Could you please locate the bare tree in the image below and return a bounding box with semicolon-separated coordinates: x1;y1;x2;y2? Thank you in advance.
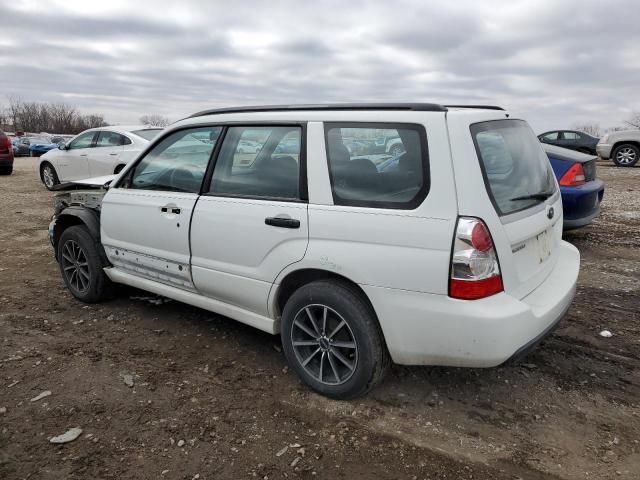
4;96;108;134
624;112;640;129
139;114;170;127
572;122;601;137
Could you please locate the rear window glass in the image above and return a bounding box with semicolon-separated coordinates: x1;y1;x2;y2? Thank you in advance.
325;123;429;209
132;129;163;141
471;120;556;216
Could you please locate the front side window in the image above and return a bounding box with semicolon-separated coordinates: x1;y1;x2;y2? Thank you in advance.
127;126;221;193
542;132;558;141
68;132;96;150
472;119;556;216
325;123;429;209
209;126;302;200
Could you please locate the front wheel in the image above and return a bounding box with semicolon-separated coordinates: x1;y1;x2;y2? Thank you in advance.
389;144;404;156
57;226;113;303
0;166;12;175
281;280;389;399
612;144;639;167
41;162;60;190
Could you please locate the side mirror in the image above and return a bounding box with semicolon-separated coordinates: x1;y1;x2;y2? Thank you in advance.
58;143;67;150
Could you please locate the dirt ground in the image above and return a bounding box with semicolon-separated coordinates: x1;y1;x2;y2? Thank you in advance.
1;157;639;480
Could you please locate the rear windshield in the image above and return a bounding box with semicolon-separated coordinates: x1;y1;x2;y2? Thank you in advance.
132;129;163;141
471;119;556;216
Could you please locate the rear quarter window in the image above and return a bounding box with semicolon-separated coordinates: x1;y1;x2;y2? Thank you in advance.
324;123;429;209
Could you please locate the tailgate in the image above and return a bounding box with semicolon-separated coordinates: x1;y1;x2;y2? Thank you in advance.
500;194;563;298
469;119;562;299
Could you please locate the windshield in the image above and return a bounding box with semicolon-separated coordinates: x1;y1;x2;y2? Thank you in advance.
132;129;162;141
471;119;556;216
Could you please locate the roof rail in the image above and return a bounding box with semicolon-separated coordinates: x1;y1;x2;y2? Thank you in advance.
445;105;505;111
188;103;449;118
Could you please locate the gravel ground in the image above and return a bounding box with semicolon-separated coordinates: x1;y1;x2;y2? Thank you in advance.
1;158;639;480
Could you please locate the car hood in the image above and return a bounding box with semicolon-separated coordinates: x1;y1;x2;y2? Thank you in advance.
52;174;117;191
72;174;116;186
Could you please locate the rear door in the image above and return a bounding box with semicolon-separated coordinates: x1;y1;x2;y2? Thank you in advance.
449;114;562;299
190;125;308;317
101;126;222;290
88;130;124;176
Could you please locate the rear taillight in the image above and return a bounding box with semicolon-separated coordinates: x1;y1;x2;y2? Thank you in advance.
559;163;586;186
449;217;503;300
0;136;11;153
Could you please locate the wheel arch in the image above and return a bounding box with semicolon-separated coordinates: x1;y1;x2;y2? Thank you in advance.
52;207;106;263
271;268;381;334
612;140;640;153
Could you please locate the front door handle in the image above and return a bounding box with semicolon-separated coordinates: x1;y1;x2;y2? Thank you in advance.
161;207;181;214
80;154;88;157
265;217;300;229
109;152;118;156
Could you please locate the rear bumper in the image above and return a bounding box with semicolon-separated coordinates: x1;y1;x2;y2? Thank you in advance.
561;180;605;229
362;241;580;366
596;144;611;159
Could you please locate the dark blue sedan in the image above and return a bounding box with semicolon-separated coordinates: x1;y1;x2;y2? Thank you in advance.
543;144;604;230
28;136;58;157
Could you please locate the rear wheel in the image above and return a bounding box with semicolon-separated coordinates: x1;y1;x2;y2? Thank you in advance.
0;166;12;175
281;280;389;399
612;144;639;167
41;162;59;190
57;226;112;303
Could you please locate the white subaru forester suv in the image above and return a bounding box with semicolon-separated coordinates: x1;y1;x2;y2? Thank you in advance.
48;104;579;399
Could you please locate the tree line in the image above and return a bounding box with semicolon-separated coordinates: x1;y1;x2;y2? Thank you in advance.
0;97;109;134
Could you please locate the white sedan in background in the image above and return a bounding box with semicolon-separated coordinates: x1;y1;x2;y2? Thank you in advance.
38;125;162;190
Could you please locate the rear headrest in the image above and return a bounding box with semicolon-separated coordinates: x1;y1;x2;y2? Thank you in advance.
327;134;351;164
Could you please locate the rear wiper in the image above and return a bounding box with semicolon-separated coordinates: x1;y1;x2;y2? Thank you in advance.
510;190;554;202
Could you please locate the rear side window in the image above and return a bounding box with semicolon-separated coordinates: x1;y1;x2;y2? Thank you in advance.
471;119;556;216
325;123;429;209
209;126;302;200
96;131;129;147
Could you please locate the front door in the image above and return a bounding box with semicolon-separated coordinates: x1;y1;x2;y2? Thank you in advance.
190;125;308;316
57;131;97;181
101;126;222;290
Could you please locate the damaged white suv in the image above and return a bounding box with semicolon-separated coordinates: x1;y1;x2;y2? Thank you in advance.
49;104;580;399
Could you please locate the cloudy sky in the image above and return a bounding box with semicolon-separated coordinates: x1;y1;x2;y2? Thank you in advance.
1;0;638;132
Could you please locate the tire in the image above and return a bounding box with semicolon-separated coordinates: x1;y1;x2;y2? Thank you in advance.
612;144;639;167
41;162;60;190
0;166;12;175
280;280;389;399
389;144;404;156
57;226;113;303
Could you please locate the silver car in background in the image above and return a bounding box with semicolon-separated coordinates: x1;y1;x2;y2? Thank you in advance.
597;130;640;167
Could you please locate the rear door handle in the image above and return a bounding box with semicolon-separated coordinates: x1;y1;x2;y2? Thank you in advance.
109;152;118;156
265;217;300;229
80;154;88;157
